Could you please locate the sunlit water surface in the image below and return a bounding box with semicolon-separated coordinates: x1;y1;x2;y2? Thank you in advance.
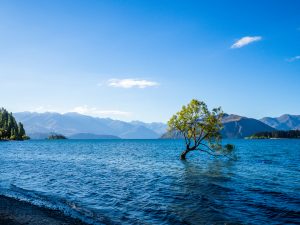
0;139;299;224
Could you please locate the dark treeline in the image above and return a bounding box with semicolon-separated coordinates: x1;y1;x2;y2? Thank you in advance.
0;108;29;140
249;130;300;139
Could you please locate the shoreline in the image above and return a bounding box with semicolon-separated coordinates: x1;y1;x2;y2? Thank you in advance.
0;195;89;225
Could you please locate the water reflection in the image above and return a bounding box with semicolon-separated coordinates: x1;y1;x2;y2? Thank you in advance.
165;159;239;224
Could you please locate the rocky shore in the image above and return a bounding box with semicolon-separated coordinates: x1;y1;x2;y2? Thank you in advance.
0;195;88;225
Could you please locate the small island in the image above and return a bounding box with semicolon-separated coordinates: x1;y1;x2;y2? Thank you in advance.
0;108;29;141
247;130;300;139
47;134;67;140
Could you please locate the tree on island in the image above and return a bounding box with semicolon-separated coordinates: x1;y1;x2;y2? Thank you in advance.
0;108;29;141
48;134;67;140
167;99;234;160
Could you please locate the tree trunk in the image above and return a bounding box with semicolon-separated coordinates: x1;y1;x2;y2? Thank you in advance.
180;149;190;160
180;145;198;160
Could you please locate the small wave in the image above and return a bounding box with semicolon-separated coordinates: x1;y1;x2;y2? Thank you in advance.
0;184;112;225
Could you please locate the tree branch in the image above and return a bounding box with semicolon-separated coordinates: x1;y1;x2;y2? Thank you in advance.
199;142;214;151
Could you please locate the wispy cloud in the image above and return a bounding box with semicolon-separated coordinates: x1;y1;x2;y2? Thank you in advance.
286;56;300;62
71;105;131;117
231;36;262;49
107;78;159;88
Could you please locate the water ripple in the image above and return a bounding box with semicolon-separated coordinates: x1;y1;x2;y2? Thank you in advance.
0;139;299;224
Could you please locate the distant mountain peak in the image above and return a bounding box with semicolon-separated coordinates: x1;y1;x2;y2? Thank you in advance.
260;114;300;130
222;114;245;122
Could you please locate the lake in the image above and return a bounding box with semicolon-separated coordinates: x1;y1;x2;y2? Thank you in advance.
0;139;299;224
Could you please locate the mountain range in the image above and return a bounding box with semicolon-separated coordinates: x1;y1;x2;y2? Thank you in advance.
13;112;300;139
260;114;300;131
13;112;166;139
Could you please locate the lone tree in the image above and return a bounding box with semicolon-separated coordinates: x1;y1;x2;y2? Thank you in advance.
168;99;234;160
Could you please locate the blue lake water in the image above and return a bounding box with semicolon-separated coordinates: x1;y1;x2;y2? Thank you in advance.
0;139;299;224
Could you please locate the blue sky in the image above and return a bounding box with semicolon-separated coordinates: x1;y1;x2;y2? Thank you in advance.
1;0;300;122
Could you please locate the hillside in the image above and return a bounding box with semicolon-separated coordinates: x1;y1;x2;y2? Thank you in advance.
221;114;275;138
130;121;167;135
13;112;163;139
0;108;28;140
260;114;300;130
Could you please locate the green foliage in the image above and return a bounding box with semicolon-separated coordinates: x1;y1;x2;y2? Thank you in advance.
167;99;234;159
0;108;29;141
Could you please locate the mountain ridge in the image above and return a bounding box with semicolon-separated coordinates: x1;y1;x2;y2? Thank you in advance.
13;112;300;139
260;114;300;130
13;112;166;139
221;114;275;138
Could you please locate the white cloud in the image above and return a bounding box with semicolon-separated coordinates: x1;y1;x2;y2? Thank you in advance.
231;36;262;49
286;56;300;62
71;105;131;117
107;78;159;88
